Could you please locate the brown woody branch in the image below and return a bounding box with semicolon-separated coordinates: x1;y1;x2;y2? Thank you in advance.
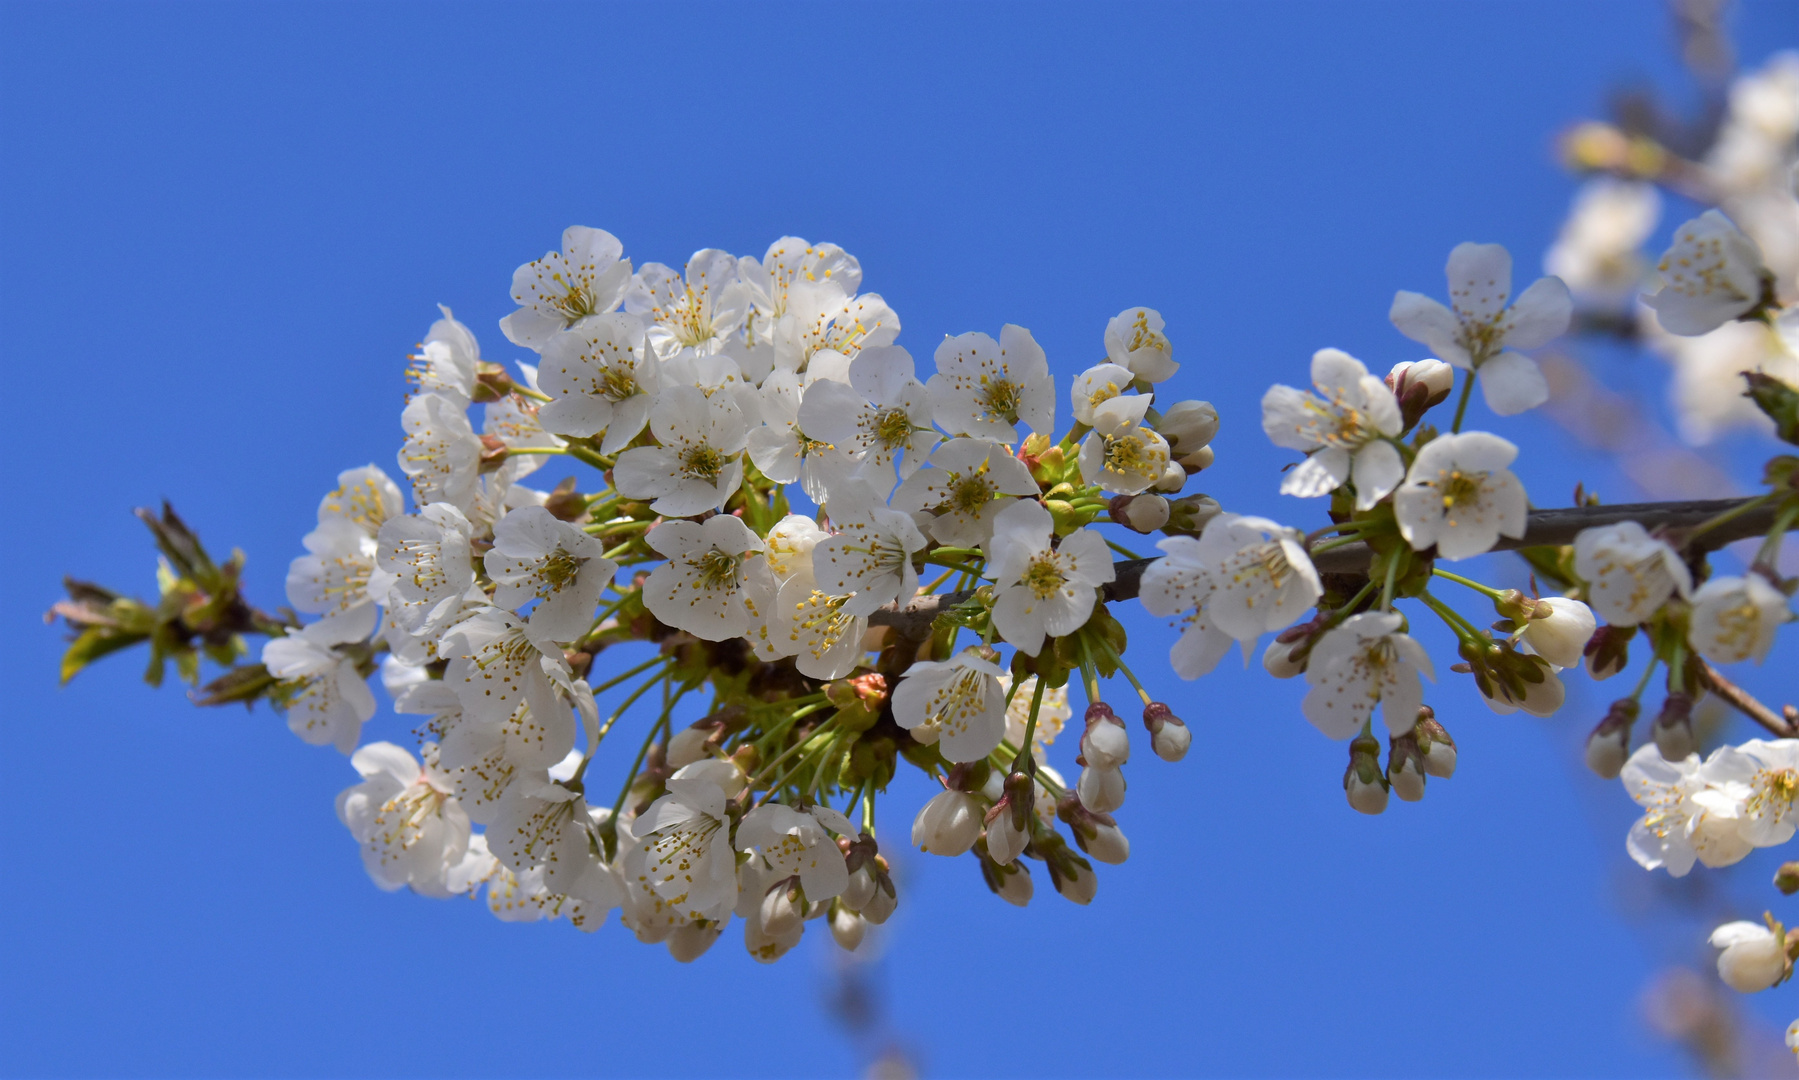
868;497;1791;638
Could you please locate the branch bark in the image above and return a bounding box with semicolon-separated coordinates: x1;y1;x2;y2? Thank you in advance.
868;496;1790;637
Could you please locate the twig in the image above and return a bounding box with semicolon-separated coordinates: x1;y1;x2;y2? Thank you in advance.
1697;659;1797;739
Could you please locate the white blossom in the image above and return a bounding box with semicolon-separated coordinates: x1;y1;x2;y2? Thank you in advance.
1070;363;1138;426
1078;395;1171;495
768;561;867;679
745;368;859;503
612;386;749;517
800;345;939;478
927;326;1056;442
1261;348;1405;509
261;621;376;753
406;306;481;406
1301;611;1434;739
486;506;618;643
762;513;829;583
1000;675;1070;761
287;467;403;641
1104;306;1177;383
1709;920;1790;993
1572;521;1693;626
810;485;926;617
643;515;775;641
441;606;573;745
739;236;861;344
892;648;1009;764
1187;513;1322;646
890;437;1041;549
1622;743;1752;876
1393;431;1526;560
1545;179;1661;307
482;374;563;483
375;503;477;642
1390;242;1571;415
1689;573;1791;665
397;392;480;511
625;250;750;358
537;312;660;452
1703;739;1799;848
737;802;854;901
1140;535;1237;679
629;758;746;922
335;741;474;895
987;500;1115;656
501;226;632;351
1643;210;1769;336
770;280;900;376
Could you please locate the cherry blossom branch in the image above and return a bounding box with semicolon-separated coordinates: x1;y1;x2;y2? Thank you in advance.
868;496;1794;637
1696;659;1799;740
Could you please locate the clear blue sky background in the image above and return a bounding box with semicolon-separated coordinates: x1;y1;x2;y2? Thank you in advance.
4;2;1796;1077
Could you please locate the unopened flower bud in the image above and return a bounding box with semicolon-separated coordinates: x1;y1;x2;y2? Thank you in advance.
543;476;588;523
1077;763;1126;813
1654;693;1696;762
1710;916;1792;994
1263;639;1307;679
976;838;1034;907
1413;709;1457;778
841;863;878;911
1036;833;1098;905
1777;862;1799;896
1585;698;1639;779
829;901;867;951
666;724;713;771
1152;460;1187;494
760;879;804;939
1583;624;1634;681
1141;702;1190;762
1178;445;1215;474
1517;597;1597;669
1109;493;1170;533
1386;733;1427;802
1166;493;1223;536
665;921;722;963
1157;399;1220;455
744;908;804;963
984;799;1030;865
1386;359;1455;426
861;862;898;925
1082;703;1130;768
912;789;983;856
1057;794;1130;864
471;361;516;403
1345;731;1389;815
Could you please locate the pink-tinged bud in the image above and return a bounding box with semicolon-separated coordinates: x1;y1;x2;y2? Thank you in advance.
1077;763;1126;813
1108;493;1171;533
1142;702;1191;762
665;921;722;963
1263;639;1307;678
912;790;984;856
759;879;804;939
829;902;867;951
1386;359;1454;403
1178;445;1215;474
1158;399;1220;454
1585;698;1639;779
1345;731;1389;815
1083;704;1130;768
860;860;898;925
1413;710;1456;779
1654;693;1696;762
1386;733;1427;802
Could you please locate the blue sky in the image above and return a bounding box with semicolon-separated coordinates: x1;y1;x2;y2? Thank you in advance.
3;2;1796;1076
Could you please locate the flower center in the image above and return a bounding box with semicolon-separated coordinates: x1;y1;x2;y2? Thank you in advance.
554;271;596;322
872;407;914;451
1023;553;1066;599
950;471;994;514
600;365;639;402
681;443;726;482
978;377;1023;423
540;551;583;592
696;549;740;589
1439;470;1484;510
1104;431;1158;478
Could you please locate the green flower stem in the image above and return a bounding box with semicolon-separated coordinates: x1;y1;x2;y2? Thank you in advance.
750;714;842;789
607;706;675;822
1380;548;1403;611
513;386;553;403
1104;538;1146;560
1010;675;1048;773
1450;369;1477;433
1757;503;1799;567
566;443;612;472
1687;492;1776;544
1432;567;1506;600
1417;589;1483;643
1630;655;1661;701
506;445;567;456
1098;638;1152;705
587;653;672;696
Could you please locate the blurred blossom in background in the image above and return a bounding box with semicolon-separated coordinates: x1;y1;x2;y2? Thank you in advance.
2;1;1795;1077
